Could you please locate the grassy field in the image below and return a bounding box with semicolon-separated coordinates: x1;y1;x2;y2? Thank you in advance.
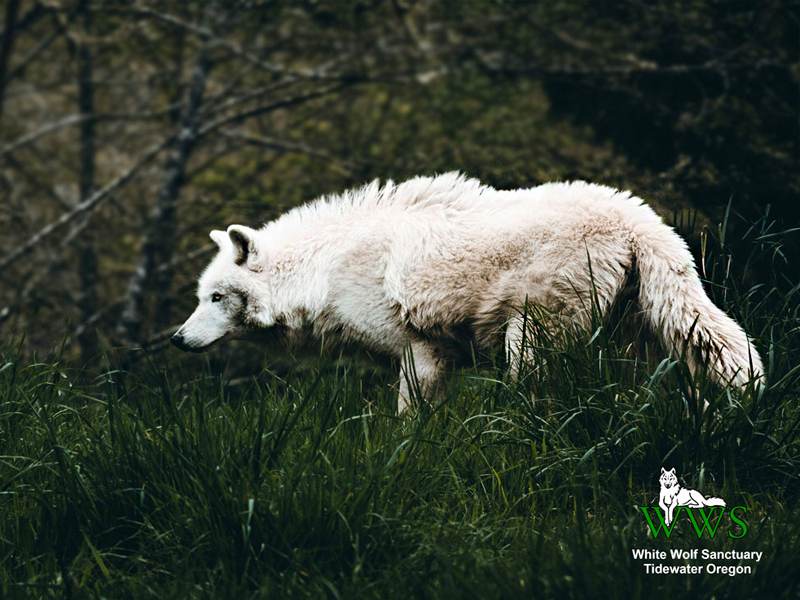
1;221;799;599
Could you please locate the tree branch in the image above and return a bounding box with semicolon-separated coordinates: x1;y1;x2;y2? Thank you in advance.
0;136;173;275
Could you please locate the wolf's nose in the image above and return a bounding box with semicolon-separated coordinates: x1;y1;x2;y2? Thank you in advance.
171;332;190;351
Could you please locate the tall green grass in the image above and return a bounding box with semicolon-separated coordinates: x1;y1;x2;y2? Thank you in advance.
1;215;798;599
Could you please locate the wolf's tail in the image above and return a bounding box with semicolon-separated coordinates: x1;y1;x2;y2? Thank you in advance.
703;497;726;507
627;205;763;389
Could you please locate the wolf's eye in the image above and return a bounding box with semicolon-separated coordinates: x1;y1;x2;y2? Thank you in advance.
211;292;224;303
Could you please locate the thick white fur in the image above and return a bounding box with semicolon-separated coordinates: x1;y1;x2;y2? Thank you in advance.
179;172;763;411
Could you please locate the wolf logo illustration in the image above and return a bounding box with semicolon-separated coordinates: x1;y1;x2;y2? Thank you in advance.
172;173;763;412
658;467;726;526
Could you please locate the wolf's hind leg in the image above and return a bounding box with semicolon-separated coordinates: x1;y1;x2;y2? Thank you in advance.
398;341;444;414
688;490;725;507
505;313;538;381
505;309;559;381
685;490;707;508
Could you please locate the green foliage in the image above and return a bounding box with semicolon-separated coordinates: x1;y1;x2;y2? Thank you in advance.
1;223;798;599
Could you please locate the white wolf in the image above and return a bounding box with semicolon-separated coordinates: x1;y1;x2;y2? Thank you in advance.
658;467;726;526
172;173;763;412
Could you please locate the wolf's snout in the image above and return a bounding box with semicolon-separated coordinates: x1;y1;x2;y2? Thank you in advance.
171;331;191;351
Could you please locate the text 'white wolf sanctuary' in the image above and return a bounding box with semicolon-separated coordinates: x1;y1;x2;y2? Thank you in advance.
172;173;763;412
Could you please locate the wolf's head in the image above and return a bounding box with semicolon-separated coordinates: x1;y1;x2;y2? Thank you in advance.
172;225;275;352
659;467;678;489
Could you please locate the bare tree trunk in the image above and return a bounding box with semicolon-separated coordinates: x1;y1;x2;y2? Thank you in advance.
0;0;21;123
76;0;98;360
118;48;212;344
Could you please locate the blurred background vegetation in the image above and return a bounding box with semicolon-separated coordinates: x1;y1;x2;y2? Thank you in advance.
0;0;796;366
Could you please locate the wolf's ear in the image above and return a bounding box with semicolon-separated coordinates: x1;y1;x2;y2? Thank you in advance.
227;225;262;271
669;468;676;474
209;230;226;248
661;467;666;473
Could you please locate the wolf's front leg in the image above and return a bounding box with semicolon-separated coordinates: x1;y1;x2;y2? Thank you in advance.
659;499;669;524
397;341;444;414
666;504;676;526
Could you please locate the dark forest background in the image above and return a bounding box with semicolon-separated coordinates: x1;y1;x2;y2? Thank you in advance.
0;0;797;365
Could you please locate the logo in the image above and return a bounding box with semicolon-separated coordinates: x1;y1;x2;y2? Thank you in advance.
638;468;749;539
631;468;762;576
